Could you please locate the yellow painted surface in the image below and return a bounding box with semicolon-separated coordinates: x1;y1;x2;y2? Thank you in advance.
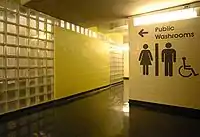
55;27;110;99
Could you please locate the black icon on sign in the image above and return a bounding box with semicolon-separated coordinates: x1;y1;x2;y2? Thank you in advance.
178;57;199;78
138;29;149;37
162;43;176;77
139;44;153;75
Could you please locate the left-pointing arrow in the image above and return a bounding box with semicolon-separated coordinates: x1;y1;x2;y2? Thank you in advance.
138;29;148;37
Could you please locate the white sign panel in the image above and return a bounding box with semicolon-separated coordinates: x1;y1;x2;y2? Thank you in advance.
129;17;200;109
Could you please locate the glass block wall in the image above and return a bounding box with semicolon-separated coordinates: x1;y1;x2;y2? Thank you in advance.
0;0;54;115
110;46;124;84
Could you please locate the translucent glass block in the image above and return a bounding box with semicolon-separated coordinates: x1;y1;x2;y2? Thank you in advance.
30;10;37;18
39;40;45;48
47;59;53;67
46;77;53;85
29;59;37;67
47;19;52;24
47;33;53;40
7;58;16;67
29;69;37;77
39;86;44;93
19;7;27;15
39;21;45;30
6;46;16;56
39;15;45;21
47;51;54;58
30;29;38;38
46;42;53;49
29;87;36;95
81;27;84;34
19;16;27;26
47;85;52;93
7;35;17;45
29;49;38;57
0;91;6;102
0;45;4;55
66;22;70;29
29;38;37;47
76;26;80;33
71;24;75;31
39;31;46;39
7;90;17;101
7;11;16;23
38;50;46;58
0;34;3;43
60;20;65;28
7;101;18;111
0;21;4;32
38;59;46;67
0;69;5;79
19;37;28;46
19;69;28;78
47;93;52;100
30;96;36;105
7;69;16;78
19;99;27;108
38;77;44;84
47;24;52;32
19;58;28;67
19;27;28;36
19;88;26;97
7;0;18;12
30;19;37;28
0;103;6;113
0;81;5;91
47;68;53;75
39;95;45;102
19;47;28;56
0;0;6;8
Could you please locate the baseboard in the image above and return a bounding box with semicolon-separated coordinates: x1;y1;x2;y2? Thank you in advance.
0;81;123;121
129;100;200;119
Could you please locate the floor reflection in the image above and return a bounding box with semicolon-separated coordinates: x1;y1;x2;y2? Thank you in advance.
0;83;127;137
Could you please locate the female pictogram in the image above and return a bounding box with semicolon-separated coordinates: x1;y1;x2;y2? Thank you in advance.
139;44;153;75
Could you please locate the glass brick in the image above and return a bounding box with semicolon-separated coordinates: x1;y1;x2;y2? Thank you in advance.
39;15;45;21
30;19;37;28
7;11;16;23
38;59;46;67
47;24;52;32
0;91;6;102
47;93;52;100
6;69;16;78
47;19;52;24
0;103;6;113
46;42;53;49
46;77;53;84
38;68;45;76
0;80;5;91
29;49;38;57
47;59;53;67
7;35;17;45
19;47;28;56
7;101;18;111
39;86;44;93
0;34;3;43
30;29;38;38
0;0;6;8
0;69;5;79
47;85;52;92
38;50;46;58
47;33;53;40
39;40;45;48
19;37;28;46
19;99;27;108
19;16;27;26
6;46;16;56
19;69;28;78
60;20;65;28
29;78;36;86
0;21;4;32
7;90;17;101
39;21;45;30
19;7;27;15
29;87;36;95
47;51;54;58
29;59;37;67
39;31;46;39
7;0;18;12
38;77;44;84
39;95;44;102
19;58;28;67
7;58;16;67
30;97;36;105
19;27;28;36
0;45;4;55
29;38;38;47
30;10;37;18
19;88;26;97
47;68;53;75
29;69;37;77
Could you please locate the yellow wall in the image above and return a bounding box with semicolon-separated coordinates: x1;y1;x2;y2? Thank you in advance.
55;27;110;99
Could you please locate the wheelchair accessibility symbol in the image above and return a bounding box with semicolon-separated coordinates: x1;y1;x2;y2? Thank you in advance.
178;57;199;78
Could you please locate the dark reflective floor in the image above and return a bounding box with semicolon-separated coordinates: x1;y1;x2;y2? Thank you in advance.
1;83;200;137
